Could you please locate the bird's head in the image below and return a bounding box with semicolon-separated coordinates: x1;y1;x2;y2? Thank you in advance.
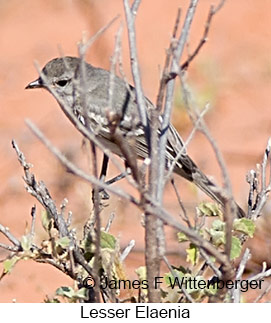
25;56;82;97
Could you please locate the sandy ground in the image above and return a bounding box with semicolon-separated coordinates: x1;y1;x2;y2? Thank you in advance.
0;0;271;302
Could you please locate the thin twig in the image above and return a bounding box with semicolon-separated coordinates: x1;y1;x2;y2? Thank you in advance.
171;178;191;227
0;242;19;252
30;205;36;238
248;266;271;282
0;224;21;248
199;249;222;278
131;0;141;15
120;240;135;261
105;213;115;232
108;24;123;112
80;15;120;54
251;138;271;220
156;8;182;112
90;141;101;302
181;1;226;71
254;281;271;303
123;0;148;129
231;248;251;303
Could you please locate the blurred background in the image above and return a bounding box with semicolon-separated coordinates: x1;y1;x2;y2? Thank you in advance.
0;0;271;302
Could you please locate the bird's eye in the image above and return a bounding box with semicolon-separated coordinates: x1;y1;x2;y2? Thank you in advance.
55;79;69;87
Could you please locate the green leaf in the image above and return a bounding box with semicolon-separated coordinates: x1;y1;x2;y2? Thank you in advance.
56;286;75;298
230;236;242;260
186;244;199;265
233;218;255;238
100;231;116;249
3;256;20;274
41;210;53;233
56;286;87;301
207;220;225;246
135;266;147;281
177;232;188;243
212;219;225;231
208;228;225;246
164;269;184;286
56;236;70;248
74;288;88;300
197;202;222;217
21;235;32;251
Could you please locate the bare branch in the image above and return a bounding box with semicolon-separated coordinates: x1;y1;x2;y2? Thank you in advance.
171;178;191;227
79;15;120;54
248;264;271;282
181;0;226;71
104;212;115;232
231;248;251;303
254;282;271;303
131;0;141;15
250;138;271;220
123;0;148;128
120;240;135;262
0;224;21;248
0;242;19;252
156;8;182;112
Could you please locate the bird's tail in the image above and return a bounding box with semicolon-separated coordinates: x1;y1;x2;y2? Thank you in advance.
173;160;245;219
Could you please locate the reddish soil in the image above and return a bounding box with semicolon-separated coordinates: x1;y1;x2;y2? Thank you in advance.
0;0;271;302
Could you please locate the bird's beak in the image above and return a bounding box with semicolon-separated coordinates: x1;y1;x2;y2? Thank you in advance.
25;77;43;89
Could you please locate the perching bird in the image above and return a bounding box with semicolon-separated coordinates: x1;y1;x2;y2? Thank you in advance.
26;56;245;218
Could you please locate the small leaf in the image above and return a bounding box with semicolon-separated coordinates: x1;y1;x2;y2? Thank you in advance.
233;218;255;238
21;235;32;251
135;266;147;281
41;210;53;233
56;286;75;298
186;244;199;265
100;231;116;249
56;236;70;248
208;228;225;246
197;202;222;217
164;269;183;286
212;219;225;231
74;288;88;300
3;256;20;274
177;232;188;243
230;236;242;260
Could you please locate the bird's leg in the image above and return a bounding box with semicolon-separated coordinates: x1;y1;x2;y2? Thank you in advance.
96;154;129;200
105;172;128;186
96;154;110;200
99;154;109;182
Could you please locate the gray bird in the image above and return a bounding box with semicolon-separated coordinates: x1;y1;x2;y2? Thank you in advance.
26;56;245;218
